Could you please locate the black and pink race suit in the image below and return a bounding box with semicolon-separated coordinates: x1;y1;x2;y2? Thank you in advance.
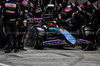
1;1;20;49
80;1;98;14
80;1;99;31
17;10;28;49
2;2;20;21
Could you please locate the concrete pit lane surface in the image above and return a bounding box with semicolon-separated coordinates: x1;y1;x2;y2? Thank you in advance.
0;47;100;66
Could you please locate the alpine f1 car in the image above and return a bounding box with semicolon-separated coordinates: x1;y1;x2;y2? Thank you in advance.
27;18;77;49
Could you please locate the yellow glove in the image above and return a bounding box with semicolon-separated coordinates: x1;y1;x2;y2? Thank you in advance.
16;21;19;26
3;26;5;34
87;12;93;17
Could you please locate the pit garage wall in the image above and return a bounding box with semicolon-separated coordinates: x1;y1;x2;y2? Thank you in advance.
0;0;100;6
68;0;86;4
69;0;100;6
41;0;100;7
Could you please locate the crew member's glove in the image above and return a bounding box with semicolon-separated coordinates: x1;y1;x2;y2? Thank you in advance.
87;12;93;17
16;21;19;26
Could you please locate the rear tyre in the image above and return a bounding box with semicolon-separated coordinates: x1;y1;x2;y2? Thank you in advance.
81;44;97;50
97;29;100;47
81;44;87;49
37;38;44;49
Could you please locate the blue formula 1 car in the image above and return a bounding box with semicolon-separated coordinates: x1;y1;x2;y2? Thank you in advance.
27;18;77;49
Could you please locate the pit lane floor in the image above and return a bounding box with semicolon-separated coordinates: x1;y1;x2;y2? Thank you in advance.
0;46;100;66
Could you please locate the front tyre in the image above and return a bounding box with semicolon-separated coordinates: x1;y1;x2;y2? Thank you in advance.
32;28;44;49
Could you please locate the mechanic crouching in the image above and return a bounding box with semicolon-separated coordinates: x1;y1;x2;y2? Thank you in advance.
1;0;20;53
17;0;30;51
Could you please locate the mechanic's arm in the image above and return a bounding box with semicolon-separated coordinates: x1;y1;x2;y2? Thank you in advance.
23;18;28;32
16;3;21;19
0;5;1;13
0;4;4;15
16;3;21;25
23;19;27;27
58;14;61;20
